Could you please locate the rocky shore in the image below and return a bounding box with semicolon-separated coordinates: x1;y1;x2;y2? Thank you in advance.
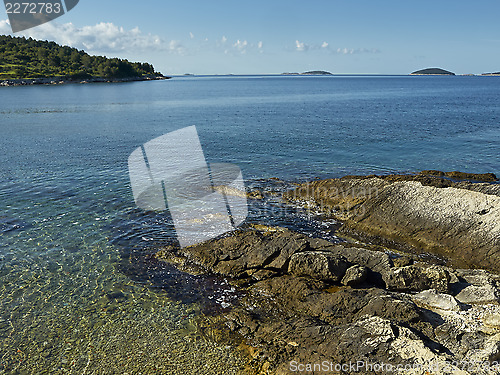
0;74;169;87
285;171;500;271
155;171;500;374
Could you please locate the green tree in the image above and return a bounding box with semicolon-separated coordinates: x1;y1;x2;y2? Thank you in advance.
0;35;163;79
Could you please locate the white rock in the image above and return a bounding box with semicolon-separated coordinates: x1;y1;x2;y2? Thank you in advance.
456;284;499;305
483;314;500;330
412;289;461;312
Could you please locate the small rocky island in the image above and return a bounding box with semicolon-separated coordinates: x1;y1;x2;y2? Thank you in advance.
281;71;333;75
410;68;455;75
155;170;500;374
301;70;333;75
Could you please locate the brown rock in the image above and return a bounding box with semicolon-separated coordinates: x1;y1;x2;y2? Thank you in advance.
341;265;368;286
288;251;350;281
384;265;451;293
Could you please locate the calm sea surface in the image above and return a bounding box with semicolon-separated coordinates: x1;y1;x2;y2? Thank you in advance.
0;75;499;373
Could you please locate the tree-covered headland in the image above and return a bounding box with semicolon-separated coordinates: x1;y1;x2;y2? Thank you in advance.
0;35;164;80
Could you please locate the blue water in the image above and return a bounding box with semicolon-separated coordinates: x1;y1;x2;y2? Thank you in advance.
0;75;499;373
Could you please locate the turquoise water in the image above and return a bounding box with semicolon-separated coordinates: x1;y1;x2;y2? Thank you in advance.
0;75;499;373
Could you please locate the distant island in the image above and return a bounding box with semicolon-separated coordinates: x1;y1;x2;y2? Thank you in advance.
0;35;167;86
301;70;333;75
481;72;500;76
410;68;455;75
281;70;333;75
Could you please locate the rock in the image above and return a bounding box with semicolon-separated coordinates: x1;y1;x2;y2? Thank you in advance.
447;269;460;285
467;333;500;363
340;247;393;286
157;228;392;287
286;175;500;272
212;185;263;200
455;181;500;197
455;269;498;286
357;294;420;324
247;190;264;199
338;316;395;355
452;269;500;304
248;269;279;281
340;316;469;375
412;289;461;312
263;233;310;271
393;255;413;267
455;284;499;305
483;314;500;331
170;228;310;279
419;170;498;182
483;335;500;361
318;245;393;286
391;326;469;375
154;226;500;374
288;251;349;281
384;265;451;293
434;322;491;360
341;265;368;286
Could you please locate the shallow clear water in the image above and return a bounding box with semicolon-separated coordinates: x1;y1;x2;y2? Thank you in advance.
0;75;499;373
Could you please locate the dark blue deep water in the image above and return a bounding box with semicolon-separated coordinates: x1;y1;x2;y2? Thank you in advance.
0;75;499;372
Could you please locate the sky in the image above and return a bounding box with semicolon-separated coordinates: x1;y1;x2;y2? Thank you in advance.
1;0;500;75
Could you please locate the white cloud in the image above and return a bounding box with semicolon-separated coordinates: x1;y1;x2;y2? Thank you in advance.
168;40;184;52
336;47;380;54
189;32;194;39
0;19;184;55
0;19;11;33
337;47;354;54
216;37;262;55
295;40;309;52
233;39;248;53
292;39;379;55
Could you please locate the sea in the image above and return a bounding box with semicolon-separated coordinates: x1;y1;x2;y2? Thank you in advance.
0;75;499;373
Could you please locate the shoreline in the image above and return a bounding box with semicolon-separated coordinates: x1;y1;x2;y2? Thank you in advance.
285;171;500;272
154;170;500;374
0;74;170;87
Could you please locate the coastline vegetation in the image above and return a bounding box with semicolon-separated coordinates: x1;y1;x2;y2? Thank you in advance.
0;35;163;80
